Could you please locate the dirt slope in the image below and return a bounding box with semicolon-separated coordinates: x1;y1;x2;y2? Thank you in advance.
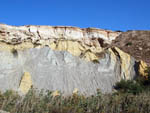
112;30;150;65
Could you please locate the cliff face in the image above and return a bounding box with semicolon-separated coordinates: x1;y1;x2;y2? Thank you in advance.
0;24;119;44
0;24;147;95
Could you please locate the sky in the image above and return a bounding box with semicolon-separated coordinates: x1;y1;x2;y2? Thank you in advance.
0;0;150;31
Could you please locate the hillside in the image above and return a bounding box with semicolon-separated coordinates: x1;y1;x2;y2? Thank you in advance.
0;24;148;96
112;30;150;66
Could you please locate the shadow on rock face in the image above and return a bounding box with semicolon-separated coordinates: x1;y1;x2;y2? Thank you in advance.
11;48;18;58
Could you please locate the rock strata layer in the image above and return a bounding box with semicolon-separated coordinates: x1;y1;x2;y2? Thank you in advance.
0;24;147;95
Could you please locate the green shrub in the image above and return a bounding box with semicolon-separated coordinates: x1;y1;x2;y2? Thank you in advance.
115;67;150;94
125;42;132;46
114;80;143;94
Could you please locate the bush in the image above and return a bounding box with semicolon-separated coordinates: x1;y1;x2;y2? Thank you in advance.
115;67;150;94
136;67;150;91
114;80;143;94
125;42;132;46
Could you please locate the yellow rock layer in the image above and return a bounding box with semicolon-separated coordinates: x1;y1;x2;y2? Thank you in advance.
52;90;60;97
48;40;102;61
114;47;132;79
109;47;136;80
49;40;84;56
108;48;117;62
109;47;148;79
19;72;32;94
73;88;79;94
0;42;34;51
0;40;102;61
139;60;148;77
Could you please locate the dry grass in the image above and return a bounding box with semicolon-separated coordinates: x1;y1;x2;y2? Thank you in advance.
0;88;150;113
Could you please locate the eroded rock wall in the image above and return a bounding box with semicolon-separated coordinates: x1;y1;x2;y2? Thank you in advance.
0;24;146;95
0;47;137;95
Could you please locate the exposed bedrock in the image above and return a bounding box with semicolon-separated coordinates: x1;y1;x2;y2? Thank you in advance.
0;24;148;96
0;47;139;95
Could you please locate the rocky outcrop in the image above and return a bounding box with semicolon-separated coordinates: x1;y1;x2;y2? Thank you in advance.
0;24;147;95
0;24;119;44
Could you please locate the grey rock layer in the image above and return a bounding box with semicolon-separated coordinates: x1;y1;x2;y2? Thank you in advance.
0;47;136;95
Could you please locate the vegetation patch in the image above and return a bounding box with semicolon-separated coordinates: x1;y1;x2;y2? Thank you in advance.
0;68;150;113
115;67;150;94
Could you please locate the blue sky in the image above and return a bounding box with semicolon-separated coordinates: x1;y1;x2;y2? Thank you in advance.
0;0;150;31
